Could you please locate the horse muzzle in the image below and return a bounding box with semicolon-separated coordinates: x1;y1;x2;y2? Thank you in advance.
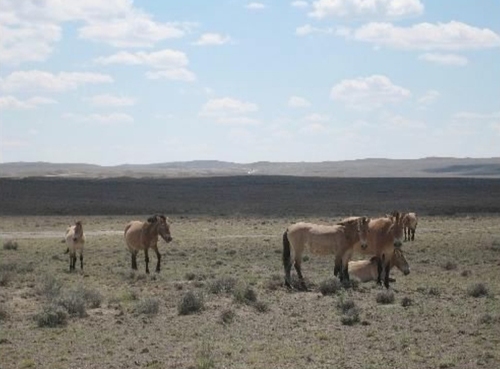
404;269;410;276
73;238;78;242
394;240;402;248
163;235;173;243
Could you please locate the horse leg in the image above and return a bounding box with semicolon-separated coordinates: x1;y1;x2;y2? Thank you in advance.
411;229;415;241
284;261;293;289
153;245;161;273
376;257;383;286
80;253;83;271
144;249;150;274
131;251;138;270
383;261;391;289
294;260;307;291
404;227;408;241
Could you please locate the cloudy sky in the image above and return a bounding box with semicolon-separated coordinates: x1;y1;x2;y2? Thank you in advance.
1;0;499;165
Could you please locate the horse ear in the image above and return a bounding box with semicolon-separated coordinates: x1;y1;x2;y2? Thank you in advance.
147;216;157;223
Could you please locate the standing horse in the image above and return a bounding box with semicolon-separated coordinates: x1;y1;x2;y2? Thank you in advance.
282;217;369;290
64;220;85;272
402;212;418;241
339;212;404;288
348;247;410;283
124;214;172;273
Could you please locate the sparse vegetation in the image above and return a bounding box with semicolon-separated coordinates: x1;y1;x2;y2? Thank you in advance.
376;290;395;304
319;278;342;296
232;284;257;305
207;276;237;294
401;297;413;307
3;240;18;250
178;291;204;315
0;304;8;321
468;283;489;298
220;309;235;324
55;289;87;317
34;304;68;328
134;297;160;316
442;260;458;270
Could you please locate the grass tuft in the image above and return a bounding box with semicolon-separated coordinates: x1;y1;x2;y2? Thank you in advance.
0;304;8;321
340;307;361;326
220;309;235;325
467;283;489;298
376;290;395;304
3;240;19;250
55;289;87;318
252;300;270;313
233;285;257;305
36;275;62;300
207;276;237;294
134;297;160;316
442;260;458;270
401;296;413;307
178;291;204;315
34;304;68;328
318;278;342;296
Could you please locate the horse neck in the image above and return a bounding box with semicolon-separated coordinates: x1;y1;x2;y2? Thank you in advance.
343;223;359;245
144;221;160;238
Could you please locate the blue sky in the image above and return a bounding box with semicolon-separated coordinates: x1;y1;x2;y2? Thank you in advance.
1;0;499;165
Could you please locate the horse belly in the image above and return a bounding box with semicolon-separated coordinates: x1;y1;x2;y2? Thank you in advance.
125;222;145;251
307;234;339;256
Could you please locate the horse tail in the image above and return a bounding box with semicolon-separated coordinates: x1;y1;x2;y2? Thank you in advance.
282;229;291;272
124;223;132;238
64;247;69;254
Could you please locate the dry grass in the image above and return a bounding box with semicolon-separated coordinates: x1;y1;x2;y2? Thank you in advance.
0;215;499;368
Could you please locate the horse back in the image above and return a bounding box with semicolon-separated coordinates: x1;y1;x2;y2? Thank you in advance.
288;222;346;256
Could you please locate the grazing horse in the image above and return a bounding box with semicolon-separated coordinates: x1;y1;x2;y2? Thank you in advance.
124;214;172;273
348;248;410;283
64;221;85;272
402;212;418;241
282;217;370;290
340;212;404;288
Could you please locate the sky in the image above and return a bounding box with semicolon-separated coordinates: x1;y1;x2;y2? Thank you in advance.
1;0;499;165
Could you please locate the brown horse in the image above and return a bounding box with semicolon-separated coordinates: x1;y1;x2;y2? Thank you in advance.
282;217;369;290
124;214;172;273
348;247;410;283
64;220;85;272
340;212;404;288
402;212;418;241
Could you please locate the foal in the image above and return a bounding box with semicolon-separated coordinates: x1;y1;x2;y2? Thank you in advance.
65;221;85;272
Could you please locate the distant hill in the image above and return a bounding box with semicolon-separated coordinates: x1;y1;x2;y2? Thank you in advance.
1;158;500;178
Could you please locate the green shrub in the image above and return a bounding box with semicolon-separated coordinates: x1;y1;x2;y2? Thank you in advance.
233;285;257;305
134;297;160;315
208;276;237;294
55;290;87;317
319;278;342;296
376;290;395;304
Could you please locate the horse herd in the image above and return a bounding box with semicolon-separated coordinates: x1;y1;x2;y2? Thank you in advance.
63;212;418;289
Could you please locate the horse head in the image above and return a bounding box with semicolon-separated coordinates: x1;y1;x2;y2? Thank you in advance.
392;248;410;275
357;216;370;249
390;212;404;248
73;221;83;241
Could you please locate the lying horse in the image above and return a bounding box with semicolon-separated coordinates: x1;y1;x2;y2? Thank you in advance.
64;220;85;272
348;247;410;283
124;214;172;273
283;217;369;290
402;212;418;241
340;212;404;288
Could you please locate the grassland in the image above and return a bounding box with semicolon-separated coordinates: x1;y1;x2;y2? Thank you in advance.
1;214;499;369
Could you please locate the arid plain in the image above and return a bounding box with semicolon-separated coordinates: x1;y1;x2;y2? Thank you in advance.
1;176;499;369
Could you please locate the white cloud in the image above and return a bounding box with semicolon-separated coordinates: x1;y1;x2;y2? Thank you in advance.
0;71;113;92
86;94;136;107
79;19;191;48
382;112;426;129
95;49;188;69
295;24;334;36
291;1;309;8
300;123;328;134
0;95;57;110
246;3;266;10
309;0;424;19
330;75;411;109
417;90;440;106
193;33;231;46
350;21;500;51
0;0;193;64
200;97;259;125
418;53;468;66
0;22;61;65
288;96;311;108
145;69;196;82
64;112;134;125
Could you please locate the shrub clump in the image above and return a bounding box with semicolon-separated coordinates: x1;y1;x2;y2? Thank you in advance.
442;261;457;271
0;271;12;287
55;290;87;318
233;285;257;305
252;300;270;313
220;309;235;325
81;287;103;309
207;276;237;294
36;275;62;300
178;291;204;315
468;283;489;298
401;296;413;307
319;278;343;296
264;274;283;291
3;240;18;250
34;304;68;328
0;304;8;321
376;290;395;304
340;307;361;326
134;297;160;316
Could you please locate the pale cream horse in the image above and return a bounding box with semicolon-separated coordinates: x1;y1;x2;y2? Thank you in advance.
402;212;418;241
348;247;410;283
339;212;404;288
282;217;370;290
124;214;172;273
64;220;85;272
